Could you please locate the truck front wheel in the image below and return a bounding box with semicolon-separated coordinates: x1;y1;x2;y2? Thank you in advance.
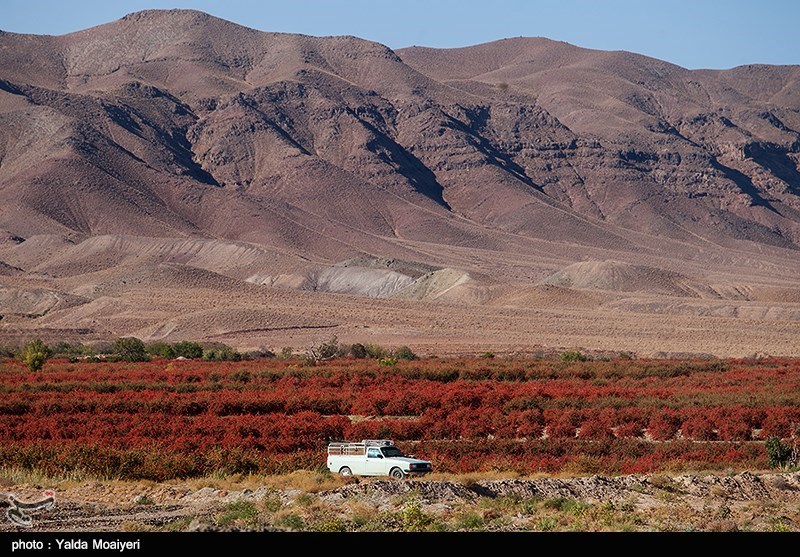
390;467;405;480
339;467;352;477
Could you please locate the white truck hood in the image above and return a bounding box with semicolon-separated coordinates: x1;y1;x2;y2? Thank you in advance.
386;456;431;465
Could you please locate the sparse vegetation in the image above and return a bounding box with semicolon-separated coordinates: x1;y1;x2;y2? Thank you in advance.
134;494;155;506
202;343;242;362
0;463;797;532
216;500;260;528
307;336;345;363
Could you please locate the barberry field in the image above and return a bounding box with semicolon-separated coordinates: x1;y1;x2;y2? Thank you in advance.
1;356;797;480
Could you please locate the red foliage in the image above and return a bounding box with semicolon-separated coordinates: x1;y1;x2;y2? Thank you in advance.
0;355;795;478
647;410;681;441
681;413;717;441
578;419;614;440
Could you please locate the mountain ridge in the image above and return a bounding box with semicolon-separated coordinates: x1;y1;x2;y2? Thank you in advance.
1;9;800;356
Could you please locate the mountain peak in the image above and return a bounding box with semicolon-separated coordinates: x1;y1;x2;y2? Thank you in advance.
120;9;216;24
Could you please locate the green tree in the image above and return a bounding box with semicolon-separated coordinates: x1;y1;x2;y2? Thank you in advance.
112;337;150;362
146;342;175;359
172;341;204;359
21;339;50;372
50;341;74;357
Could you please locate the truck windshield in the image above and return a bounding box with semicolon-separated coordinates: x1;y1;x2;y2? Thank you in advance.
380;447;404;457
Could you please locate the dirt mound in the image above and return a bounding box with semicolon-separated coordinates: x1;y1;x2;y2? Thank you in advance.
310;267;415;298
391;268;472;301
18;235;303;281
326;471;800;506
487;284;610;309
539;260;699;297
82;264;252;298
336;257;439;278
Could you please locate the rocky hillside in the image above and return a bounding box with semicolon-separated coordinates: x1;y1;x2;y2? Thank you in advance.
1;10;799;353
1;9;799;250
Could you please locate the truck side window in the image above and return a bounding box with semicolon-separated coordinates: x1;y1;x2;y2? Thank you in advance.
367;448;382;458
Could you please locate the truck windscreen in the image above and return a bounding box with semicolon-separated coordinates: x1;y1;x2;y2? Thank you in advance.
381;447;404;457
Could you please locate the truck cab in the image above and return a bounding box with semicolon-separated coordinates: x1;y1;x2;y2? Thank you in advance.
327;439;432;479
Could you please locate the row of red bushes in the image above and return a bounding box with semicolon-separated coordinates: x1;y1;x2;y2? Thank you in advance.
0;357;796;479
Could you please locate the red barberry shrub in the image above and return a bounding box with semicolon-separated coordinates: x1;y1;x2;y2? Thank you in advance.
647;410;681;441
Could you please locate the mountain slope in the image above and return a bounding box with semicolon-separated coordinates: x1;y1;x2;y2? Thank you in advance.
1;10;800;355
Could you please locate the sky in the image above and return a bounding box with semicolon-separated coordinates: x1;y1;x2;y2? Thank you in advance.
2;0;799;70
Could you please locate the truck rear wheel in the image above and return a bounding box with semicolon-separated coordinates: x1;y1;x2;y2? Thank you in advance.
390;467;405;480
339;467;352;477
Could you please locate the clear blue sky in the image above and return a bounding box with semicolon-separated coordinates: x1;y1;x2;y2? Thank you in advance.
3;0;799;69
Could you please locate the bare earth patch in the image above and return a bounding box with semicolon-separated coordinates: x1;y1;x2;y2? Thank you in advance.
2;471;799;532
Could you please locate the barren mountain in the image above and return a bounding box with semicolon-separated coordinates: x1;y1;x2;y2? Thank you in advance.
1;9;800;356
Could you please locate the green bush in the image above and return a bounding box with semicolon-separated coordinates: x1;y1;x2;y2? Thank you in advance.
50;341;74;357
25;351;48;372
243;349;275;360
364;344;388;359
202;344;242;362
216;500;259;528
394;346;418;361
560;350;588;362
275;513;305;531
21;339;51;372
765;437;795;469
146;342;175;359
349;343;368;359
402;500;431;532
112;337;150;362
144;341;208;360
172;341;204;359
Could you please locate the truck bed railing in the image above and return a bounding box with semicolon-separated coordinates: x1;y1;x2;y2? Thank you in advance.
327;439;394;455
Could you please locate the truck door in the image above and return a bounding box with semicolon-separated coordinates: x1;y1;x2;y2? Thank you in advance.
365;447;385;475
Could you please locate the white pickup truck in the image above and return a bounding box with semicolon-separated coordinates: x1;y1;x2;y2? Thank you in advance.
327;439;432;479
